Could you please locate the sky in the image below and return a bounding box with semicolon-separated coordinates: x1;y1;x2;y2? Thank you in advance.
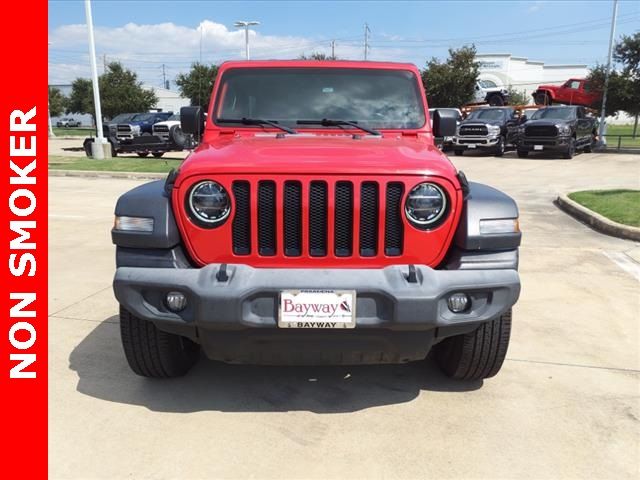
48;0;640;87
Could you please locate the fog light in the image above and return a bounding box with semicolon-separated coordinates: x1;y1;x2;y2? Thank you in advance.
165;291;187;312
447;293;470;313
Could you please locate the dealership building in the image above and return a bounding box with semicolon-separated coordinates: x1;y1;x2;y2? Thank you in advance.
477;53;589;99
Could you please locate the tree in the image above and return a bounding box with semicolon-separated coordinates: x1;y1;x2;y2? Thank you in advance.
588;33;640;137
99;62;157;119
298;52;338;60
421;45;479;108
175;63;219;110
614;33;640;137
67;78;93;119
506;87;530;106
67;62;158;121
48;87;67;117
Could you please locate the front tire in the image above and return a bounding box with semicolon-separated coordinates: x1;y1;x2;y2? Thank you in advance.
152;152;164;158
517;149;529;158
137;152;149;158
435;309;512;380
120;307;200;378
563;137;576;159
494;136;505;156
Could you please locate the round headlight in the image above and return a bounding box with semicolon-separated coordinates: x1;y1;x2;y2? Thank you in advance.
187;180;230;226
405;182;447;228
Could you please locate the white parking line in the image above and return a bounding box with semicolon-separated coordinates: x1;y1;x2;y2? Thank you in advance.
603;251;640;282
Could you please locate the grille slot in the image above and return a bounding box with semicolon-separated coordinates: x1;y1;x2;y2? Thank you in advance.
257;181;277;256
309;181;328;256
385;183;404;256
232;181;251;255
283;181;302;256
359;182;379;257
334;181;353;257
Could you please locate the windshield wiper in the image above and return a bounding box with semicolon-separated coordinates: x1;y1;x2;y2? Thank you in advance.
297;119;381;136
217;117;297;135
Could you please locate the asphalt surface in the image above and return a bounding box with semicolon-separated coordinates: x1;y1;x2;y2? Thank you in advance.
49;150;640;479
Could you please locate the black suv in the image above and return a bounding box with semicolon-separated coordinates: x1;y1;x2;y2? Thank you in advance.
453;107;521;157
517;106;597;159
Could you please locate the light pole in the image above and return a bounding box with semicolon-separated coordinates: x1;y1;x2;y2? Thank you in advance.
234;21;260;60
85;0;106;159
598;0;619;147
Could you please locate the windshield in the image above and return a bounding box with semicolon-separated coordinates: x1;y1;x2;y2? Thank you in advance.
467;109;507;121
479;80;497;88
531;108;576;120
111;113;136;123
133;113;155;122
213;68;426;130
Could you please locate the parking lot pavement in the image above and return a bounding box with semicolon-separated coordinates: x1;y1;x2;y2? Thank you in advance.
49;151;640;479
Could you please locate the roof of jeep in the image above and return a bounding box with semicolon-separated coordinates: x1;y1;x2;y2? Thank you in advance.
218;60;419;71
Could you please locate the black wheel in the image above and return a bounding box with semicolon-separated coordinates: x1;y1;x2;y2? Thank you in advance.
119;307;200;378
435;309;512;380
169;125;187;148
494;136;505;157
563;137;576;159
152;152;164;158
534;92;551;105
83;138;93;158
137;152;149;158
487;94;505;106
584;133;596;153
453;149;464;156
517;149;529;158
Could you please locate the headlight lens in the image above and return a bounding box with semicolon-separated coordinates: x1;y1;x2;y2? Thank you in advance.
188;181;230;226
488;125;501;134
405;182;447;228
558;124;571;135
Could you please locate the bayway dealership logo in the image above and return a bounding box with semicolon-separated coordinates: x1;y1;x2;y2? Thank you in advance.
279;290;355;328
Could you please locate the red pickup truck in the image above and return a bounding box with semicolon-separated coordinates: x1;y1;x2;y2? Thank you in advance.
111;60;521;382
532;78;601;107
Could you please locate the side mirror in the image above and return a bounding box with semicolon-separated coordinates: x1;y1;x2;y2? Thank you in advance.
433;109;457;138
180;106;205;137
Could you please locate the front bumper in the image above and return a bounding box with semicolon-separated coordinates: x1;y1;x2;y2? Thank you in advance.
519;135;570;151
454;135;500;149
114;264;520;331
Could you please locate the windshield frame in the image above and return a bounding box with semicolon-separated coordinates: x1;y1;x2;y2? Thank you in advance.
210;66;428;132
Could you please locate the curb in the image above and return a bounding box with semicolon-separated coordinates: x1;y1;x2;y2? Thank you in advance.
556;194;640;242
49;169;165;181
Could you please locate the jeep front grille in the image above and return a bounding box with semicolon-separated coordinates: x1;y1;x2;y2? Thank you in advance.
231;179;405;258
525;125;558;137
117;124;132;132
154;125;169;133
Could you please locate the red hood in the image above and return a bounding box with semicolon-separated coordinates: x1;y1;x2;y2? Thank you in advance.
175;134;458;187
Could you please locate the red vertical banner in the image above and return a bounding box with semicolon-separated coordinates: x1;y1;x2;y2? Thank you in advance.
1;1;48;477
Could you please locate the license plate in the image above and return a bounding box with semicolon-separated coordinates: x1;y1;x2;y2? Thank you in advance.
278;290;356;328
534;145;543;151
467;144;476;149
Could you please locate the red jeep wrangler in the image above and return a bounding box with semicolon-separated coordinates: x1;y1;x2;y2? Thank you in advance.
532;78;601;107
112;61;521;381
